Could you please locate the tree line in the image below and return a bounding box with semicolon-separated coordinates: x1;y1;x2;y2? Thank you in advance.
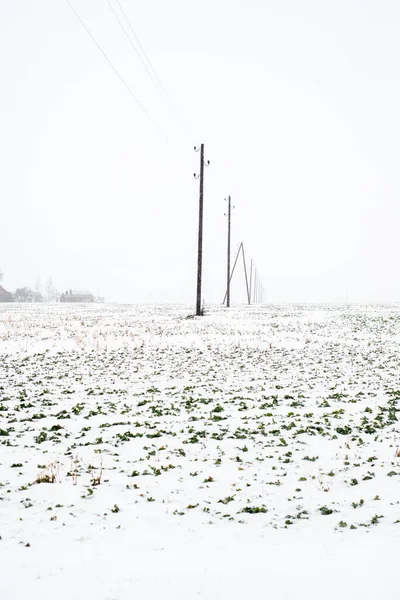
0;270;59;302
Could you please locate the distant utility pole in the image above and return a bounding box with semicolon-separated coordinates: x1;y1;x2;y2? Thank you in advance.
222;242;242;306
226;196;232;308
194;144;209;316
249;259;253;304
240;244;251;304
253;269;258;304
222;241;251;305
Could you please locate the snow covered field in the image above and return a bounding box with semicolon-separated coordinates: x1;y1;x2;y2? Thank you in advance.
1;303;400;599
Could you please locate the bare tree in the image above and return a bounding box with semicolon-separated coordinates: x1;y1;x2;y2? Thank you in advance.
34;277;42;297
45;277;58;303
14;287;43;302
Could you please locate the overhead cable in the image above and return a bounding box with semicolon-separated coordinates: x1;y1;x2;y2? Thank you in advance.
64;0;166;139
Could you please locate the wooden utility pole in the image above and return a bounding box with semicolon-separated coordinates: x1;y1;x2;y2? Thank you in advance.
194;144;208;316
226;196;231;308
249;259;253;304
253;269;258;304
240;244;251;304
223;242;253;305
223;242;242;305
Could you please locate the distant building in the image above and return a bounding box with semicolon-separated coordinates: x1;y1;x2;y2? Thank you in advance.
60;289;94;303
0;286;14;302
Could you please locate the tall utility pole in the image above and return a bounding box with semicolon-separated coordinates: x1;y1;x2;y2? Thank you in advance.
226;196;232;308
194;144;209;316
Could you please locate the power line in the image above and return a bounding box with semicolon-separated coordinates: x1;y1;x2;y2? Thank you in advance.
63;0;165;139
106;1;169;107
112;0;187;132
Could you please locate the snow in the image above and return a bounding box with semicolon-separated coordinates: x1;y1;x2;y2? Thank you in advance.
1;303;400;599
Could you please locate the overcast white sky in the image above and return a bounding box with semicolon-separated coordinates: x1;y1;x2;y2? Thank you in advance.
1;0;400;304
